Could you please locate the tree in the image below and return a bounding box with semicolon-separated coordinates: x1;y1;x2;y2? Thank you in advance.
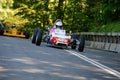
3;0;120;32
13;0;50;30
57;0;64;19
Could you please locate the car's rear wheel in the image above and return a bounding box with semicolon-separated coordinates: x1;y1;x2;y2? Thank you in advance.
71;40;77;49
24;30;30;39
36;30;43;46
31;28;38;43
78;35;85;52
0;26;4;35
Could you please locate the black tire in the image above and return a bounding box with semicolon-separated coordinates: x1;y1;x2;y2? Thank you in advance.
71;39;77;49
25;30;30;39
0;26;4;35
31;28;38;43
0;21;4;35
78;35;85;52
36;30;43;46
43;35;47;42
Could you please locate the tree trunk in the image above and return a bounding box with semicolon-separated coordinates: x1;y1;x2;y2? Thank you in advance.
57;0;64;19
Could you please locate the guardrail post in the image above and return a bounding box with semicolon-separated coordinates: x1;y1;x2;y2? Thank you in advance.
116;33;120;53
109;33;117;52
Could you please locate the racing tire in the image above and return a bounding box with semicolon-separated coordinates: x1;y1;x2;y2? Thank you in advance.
36;30;43;46
0;26;4;35
25;30;30;39
31;28;38;43
71;40;77;49
78;35;85;52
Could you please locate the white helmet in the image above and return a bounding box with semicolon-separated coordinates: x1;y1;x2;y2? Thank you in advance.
53;19;62;28
56;21;62;26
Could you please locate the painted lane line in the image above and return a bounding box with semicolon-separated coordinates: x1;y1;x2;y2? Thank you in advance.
65;50;120;79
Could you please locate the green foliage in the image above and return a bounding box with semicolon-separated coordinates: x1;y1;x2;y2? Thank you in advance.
0;0;13;9
90;21;120;32
0;0;26;29
1;0;120;33
14;0;50;30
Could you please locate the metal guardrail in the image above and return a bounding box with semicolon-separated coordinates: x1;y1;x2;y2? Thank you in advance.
72;32;120;53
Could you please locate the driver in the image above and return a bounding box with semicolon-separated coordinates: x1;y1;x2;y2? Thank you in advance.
49;19;63;34
55;21;63;29
47;19;63;43
53;19;62;28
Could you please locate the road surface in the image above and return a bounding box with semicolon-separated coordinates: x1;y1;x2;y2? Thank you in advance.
0;36;120;80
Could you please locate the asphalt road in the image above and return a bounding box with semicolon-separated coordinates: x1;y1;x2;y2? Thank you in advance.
0;36;120;80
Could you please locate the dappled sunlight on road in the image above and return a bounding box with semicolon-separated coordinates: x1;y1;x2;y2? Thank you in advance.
0;66;87;80
0;36;119;80
63;61;105;72
0;55;118;80
22;68;47;74
0;66;8;72
11;57;37;65
50;72;87;80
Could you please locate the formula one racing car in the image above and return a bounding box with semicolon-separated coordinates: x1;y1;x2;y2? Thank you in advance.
31;19;85;52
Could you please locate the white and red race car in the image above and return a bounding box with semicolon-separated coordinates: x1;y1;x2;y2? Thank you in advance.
31;19;85;52
31;27;85;52
46;28;71;48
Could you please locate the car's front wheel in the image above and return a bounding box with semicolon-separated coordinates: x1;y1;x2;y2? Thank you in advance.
36;30;43;46
31;28;38;43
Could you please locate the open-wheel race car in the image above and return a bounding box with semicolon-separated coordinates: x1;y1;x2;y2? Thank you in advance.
0;21;30;39
31;19;85;52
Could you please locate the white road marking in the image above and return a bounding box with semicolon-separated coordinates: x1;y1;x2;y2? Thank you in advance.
65;50;120;79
